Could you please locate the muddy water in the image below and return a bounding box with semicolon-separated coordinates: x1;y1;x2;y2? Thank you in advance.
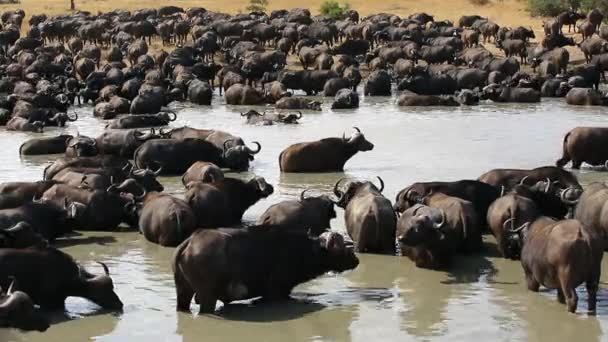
3;95;608;341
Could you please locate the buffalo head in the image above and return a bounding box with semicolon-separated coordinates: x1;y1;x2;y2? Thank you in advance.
504;219;530;259
277;111;302;124
342;127;374;152
66;136;97;157
334;176;384;208
318;231;359;272
223;140;261;171
248;176;274;198
76;262;123;311
129;166;164;192
398;205;446;246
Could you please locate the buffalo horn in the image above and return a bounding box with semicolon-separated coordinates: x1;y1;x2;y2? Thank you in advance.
6;277;15;295
502;217;515;231
510;222;529;233
333;178;346;199
519;176;530;185
375;176;385;193
300;189;311;201
295;111;302;119
4;222;25;233
544;178;551;193
166;111;177;121
353;126;361;133
247;141;261;154
97;262;110;276
433;209;446;229
560;188;579;205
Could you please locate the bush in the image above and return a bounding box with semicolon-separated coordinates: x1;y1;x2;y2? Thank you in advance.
528;0;570;16
580;0;608;20
319;0;350;19
246;0;268;13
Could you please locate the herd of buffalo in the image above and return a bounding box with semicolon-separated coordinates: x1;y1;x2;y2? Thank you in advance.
1;3;608;334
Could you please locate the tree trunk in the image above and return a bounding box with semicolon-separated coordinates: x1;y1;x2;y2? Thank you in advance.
70;0;75;10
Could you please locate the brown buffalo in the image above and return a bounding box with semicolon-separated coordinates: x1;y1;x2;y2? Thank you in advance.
279;127;374;172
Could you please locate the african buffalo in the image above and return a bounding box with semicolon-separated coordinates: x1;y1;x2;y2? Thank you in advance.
397;192;482;269
257;189;337;235
181;161;224;186
0;279;49;331
279;127;374;172
487;193;540;259
517;217;602;313
556;127;608;169
0;248;123;310
138;192;197;247
106;112;177;129
478;166;581;192
19;135;72;155
394;179;501;228
173;228;358;313
184;176;273;227
334;177;396;254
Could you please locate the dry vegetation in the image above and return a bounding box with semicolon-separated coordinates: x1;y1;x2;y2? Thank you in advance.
0;0;586;63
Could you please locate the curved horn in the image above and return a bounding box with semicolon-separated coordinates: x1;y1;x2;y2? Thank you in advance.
166;111;177;121
353;126;361;133
4;222;24;233
510;222;529;233
560;188;580;205
375;176;385;193
241;111;247;117
503;217;515;231
519;176;530;185
342;132;347;141
295;111;302;119
433;209;446;229
247;141;261;154
544;178;551;193
6;277;15;295
159;127;171;137
300;189;311;201
333;178;346;201
97;261;110;276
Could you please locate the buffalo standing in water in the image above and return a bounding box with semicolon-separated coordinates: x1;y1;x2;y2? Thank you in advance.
257;189;337;235
279;127;374;172
514;217;603;313
556;127;608;169
172;228;358;313
334;177;396;254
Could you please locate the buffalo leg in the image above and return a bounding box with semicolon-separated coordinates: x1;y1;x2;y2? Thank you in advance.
175;269;195;312
524;272;540;292
557;289;565;303
586;281;598;313
560;271;578;313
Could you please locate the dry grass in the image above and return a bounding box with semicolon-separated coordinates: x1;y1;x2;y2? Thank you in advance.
0;0;585;63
